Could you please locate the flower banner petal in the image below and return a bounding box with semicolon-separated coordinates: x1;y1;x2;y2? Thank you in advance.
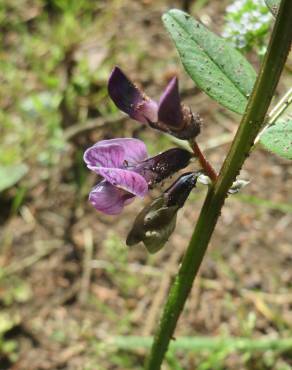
97;138;148;164
108;66;158;124
84;143;125;168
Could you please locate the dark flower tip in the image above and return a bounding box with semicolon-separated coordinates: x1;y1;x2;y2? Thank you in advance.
165;172;198;208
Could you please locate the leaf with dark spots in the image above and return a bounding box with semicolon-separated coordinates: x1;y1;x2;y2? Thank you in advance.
259;119;292;160
162;9;257;114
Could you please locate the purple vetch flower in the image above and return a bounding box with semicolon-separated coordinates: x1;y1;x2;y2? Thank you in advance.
84;138;192;215
108;66;201;140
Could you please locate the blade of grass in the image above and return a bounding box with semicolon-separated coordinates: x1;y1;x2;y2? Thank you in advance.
234;193;292;214
112;336;292;352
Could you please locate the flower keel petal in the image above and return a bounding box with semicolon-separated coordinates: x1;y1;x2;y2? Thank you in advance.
89;181;134;215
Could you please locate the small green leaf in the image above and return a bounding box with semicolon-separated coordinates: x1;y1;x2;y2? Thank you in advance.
162;9;257;114
0;164;28;192
265;0;280;16
259;119;292;160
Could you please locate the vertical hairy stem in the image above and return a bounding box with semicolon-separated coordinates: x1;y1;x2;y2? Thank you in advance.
145;1;292;369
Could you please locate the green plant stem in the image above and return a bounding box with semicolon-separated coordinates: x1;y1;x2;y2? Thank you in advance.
145;1;292;369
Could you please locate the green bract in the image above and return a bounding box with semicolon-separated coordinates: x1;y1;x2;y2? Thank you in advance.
0;164;28;192
259;119;292;160
126;196;178;254
265;0;280;16
162;9;256;114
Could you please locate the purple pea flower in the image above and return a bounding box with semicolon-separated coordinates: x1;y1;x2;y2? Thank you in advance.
108;66;201;140
84;138;192;215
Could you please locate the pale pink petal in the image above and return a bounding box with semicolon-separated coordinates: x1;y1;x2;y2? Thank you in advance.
89;181;134;215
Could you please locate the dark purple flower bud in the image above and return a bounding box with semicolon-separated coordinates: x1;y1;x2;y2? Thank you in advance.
126;172;198;253
108;66;201;140
108;66;158;124
84;138;192;215
157;77;183;130
156;78;201;139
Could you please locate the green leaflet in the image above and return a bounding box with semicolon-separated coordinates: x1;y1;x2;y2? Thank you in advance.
265;0;280;16
162;9;257;114
0;164;28;192
0;163;28;192
259;119;292;160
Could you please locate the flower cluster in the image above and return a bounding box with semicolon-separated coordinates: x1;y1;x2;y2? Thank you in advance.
84;66;202;252
84;138;191;215
222;0;272;53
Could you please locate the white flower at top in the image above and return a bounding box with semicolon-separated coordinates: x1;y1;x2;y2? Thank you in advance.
223;0;272;51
